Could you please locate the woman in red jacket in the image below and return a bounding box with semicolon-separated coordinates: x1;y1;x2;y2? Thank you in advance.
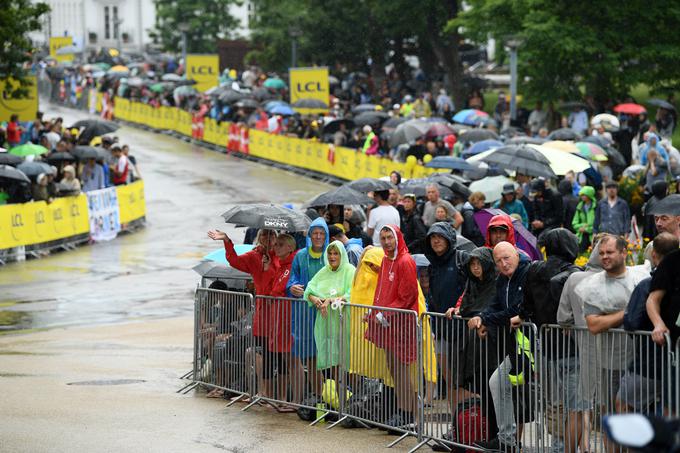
365;224;419;429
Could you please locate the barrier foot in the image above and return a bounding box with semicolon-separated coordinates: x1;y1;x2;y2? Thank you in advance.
225;393;247;408
409;439;438;453
240;396;262;412
326;415;347;430
310;412;329;426
386;432;409;448
177;382;198;394
179;370;193;380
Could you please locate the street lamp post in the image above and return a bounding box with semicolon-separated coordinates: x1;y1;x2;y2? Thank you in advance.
178;23;189;68
505;37;522;122
289;26;302;68
114;18;124;52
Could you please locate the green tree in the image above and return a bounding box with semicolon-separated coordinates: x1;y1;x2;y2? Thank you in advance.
151;0;242;54
0;0;50;96
248;0;467;107
454;0;680;103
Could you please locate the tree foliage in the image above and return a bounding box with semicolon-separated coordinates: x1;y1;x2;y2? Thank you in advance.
0;0;50;96
453;0;680;102
248;0;468;107
151;0;242;54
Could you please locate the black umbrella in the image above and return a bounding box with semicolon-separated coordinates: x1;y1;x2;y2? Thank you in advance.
71;120;120;142
458;129;499;144
293;98;328;109
0;164;30;183
73;146;101;160
192;261;251;287
252;87;276;101
353;111;390;127
176;79;198;86
345;177;394;193
55;182;80;196
389;119;431;147
382;117;407;130
547;128;582;141
307;185;374;207
647;194;680;216
234;98;259;109
399;178;454;199
507;136;547;145
0;153;23;166
16;161;53;177
427;173;472;198
425;156;475;172
604;147;627;168
352;103;378;114
46;151;76;163
221;204;312;231
218;90;247;104
481;145;556;178
580;135;610;148
648;99;676;111
323;118;355;135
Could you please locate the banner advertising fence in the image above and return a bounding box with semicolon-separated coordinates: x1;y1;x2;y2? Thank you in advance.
0;77;39;122
49;36;73;63
289;67;330;114
186;55;220;93
86;187;121;242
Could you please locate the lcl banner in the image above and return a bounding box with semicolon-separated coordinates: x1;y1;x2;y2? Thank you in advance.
186;54;219;92
289;67;329;114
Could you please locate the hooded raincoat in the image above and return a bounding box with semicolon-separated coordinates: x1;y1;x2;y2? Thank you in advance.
266;250;297;353
460;247;498;318
304;241;355;370
572;186;596;249
484;214;517;247
365;225;420;364
286;217;329;358
223;238;278;337
349;247;438;385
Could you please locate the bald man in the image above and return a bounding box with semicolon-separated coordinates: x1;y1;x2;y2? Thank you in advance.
469;241;531;451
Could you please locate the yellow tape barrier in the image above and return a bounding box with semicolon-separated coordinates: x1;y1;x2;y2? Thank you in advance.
111;98;435;181
0;181;145;250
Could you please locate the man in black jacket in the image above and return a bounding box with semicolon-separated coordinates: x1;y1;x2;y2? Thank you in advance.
519;228;581;453
469;241;530;452
398;193;428;254
558;179;578;233
530;178;564;237
424;222;469;412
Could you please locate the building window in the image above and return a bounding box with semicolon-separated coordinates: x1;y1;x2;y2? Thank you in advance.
113;6;119;40
104;6;110;40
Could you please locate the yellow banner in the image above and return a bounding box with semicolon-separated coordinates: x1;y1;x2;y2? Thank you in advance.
0;77;38;122
116;181;146;224
49;36;74;63
0;195;89;249
186;54;219;92
289;67;329;113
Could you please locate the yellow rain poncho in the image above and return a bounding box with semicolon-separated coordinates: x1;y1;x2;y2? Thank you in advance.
348;247;437;386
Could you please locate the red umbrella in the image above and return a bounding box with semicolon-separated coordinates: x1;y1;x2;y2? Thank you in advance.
426;123;457;138
613;103;646;115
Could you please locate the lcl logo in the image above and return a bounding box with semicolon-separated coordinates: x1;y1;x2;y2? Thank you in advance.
35;210;45;224
70;204;80;217
191;65;215;75
11;213;23;227
296;82;323;93
53;208;63;221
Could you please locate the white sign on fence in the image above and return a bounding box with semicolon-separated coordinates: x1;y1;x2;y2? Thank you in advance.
86;187;121;241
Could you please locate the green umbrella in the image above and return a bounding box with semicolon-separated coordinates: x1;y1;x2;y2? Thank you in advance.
263;77;286;89
9;143;49;157
149;83;166;93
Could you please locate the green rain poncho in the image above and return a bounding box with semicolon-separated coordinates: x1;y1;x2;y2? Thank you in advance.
303;240;355;370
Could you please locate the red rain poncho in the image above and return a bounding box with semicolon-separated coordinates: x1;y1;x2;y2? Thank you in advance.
265;250;297;352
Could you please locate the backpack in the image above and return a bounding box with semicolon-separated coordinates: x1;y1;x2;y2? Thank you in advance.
454;397;487;451
623;277;652;331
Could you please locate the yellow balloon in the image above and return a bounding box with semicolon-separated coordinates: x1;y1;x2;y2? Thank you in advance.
406;155;417;169
423;154;433;163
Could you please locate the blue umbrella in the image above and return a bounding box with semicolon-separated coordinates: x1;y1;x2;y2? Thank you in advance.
269;104;295;116
462;139;503;157
203;244;255;265
452;109;491;126
424;156;474;171
264;100;289;111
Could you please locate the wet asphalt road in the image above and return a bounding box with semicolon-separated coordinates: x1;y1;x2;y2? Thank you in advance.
0;105;332;333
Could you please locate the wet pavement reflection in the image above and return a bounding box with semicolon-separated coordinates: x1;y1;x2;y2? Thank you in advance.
0;106;331;333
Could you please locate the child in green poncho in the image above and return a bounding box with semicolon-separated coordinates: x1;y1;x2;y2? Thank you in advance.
304;240;355;375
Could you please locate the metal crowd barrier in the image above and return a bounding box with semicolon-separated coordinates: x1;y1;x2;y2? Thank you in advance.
190;289;680;452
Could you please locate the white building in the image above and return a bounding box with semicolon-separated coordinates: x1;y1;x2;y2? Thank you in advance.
31;0;253;53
